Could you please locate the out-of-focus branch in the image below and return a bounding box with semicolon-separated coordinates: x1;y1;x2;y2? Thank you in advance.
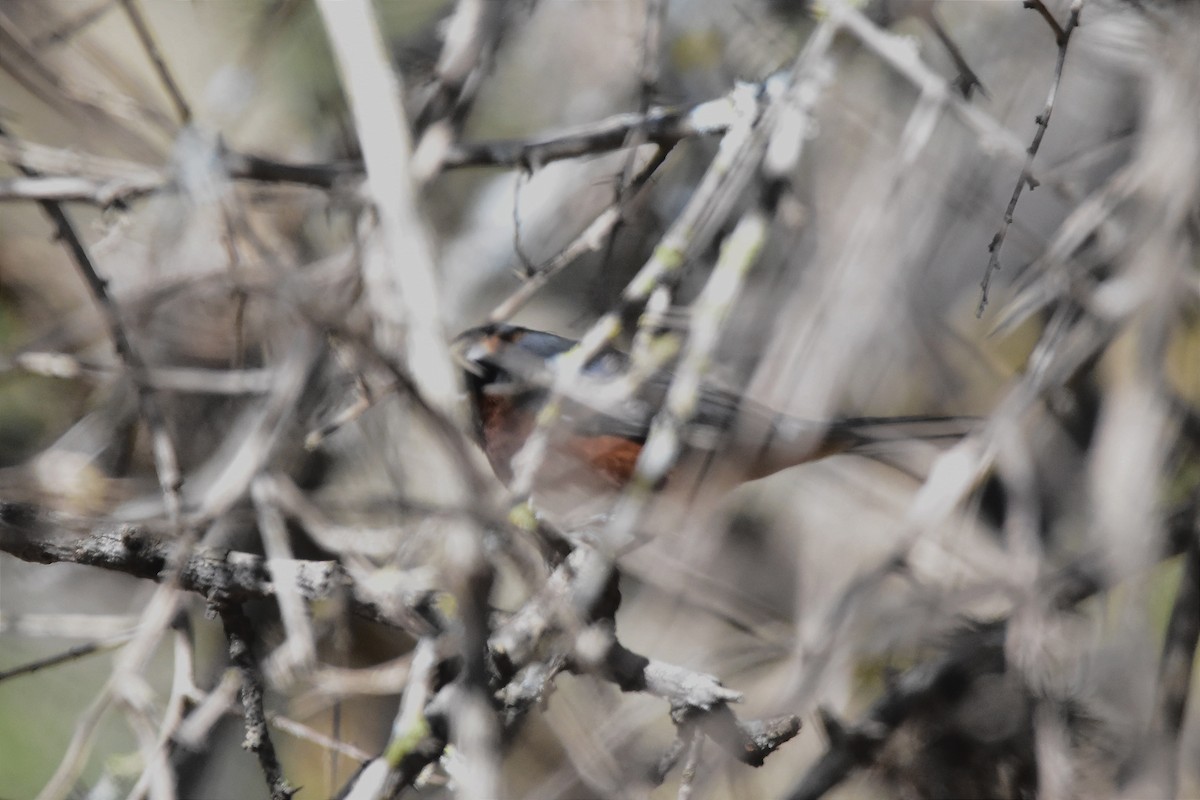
504;77;771;505
1155;532;1200;797
117;0;191;125
487;144;672;322
316;0;461;422
0;631;135;683
0;124;184;528
0;173;161;204
7;351;275;394
127;614;197;800
413;0;507;132
0;89;745;206
784;503;1198;800
411;0;512;180
830;0;1058;185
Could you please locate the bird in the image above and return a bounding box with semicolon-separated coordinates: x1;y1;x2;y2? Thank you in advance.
455;323;973;493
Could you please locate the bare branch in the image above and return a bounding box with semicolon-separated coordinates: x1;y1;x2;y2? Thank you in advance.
0;517;444;637
219;603;297;800
117;0;191;125
978;0;1084;315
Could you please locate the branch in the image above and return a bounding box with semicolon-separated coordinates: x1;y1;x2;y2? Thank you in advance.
8;351;275;394
978;0;1084;315
316;0;461;420
441;100;729;171
117;0;191;125
0;87;746;207
487;144;672;322
0;173;161;204
0;515;443;637
0;631;134;683
1024;0;1067;44
220;603;297;800
1155;532;1200;796
829;0;1061;185
784;501;1198;799
0;123;184;530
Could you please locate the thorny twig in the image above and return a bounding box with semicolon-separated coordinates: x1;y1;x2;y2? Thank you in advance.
978;0;1084;315
440;99;735;172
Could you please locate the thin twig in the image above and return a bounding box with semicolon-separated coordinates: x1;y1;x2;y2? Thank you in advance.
411;0;511;180
117;0;191;124
267;711;372;766
34;687;115;800
442;100;730;171
302;375;374;450
0;631;135;682
609;0;667;217
830;0;1055;182
510;169;538;275
29;0;117;49
978;0;1084;315
487;145;672;323
127;613;197;800
0;124;184;530
1024;0;1067;44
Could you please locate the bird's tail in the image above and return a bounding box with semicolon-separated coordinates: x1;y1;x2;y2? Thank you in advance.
740;413;976;480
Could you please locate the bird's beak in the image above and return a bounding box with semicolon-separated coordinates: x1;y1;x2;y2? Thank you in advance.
454;352;484;377
450;330;492;377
